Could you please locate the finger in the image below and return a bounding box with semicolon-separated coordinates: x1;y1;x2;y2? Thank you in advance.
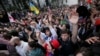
92;37;99;41
89;39;95;44
85;39;91;44
96;40;100;42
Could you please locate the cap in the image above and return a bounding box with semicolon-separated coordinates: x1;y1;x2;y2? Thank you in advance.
50;39;60;49
95;19;100;26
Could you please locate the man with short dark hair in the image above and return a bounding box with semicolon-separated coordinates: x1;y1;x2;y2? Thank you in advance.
57;13;78;56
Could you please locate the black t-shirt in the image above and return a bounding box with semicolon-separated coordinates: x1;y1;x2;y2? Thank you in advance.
91;43;100;56
0;44;7;50
19;31;28;42
57;38;77;56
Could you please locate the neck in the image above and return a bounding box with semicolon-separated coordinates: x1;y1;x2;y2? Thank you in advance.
29;31;32;35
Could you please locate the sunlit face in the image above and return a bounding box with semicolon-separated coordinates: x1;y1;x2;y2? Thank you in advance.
61;33;69;41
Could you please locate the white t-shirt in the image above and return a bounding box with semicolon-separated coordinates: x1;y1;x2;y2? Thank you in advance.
41;28;57;42
15;41;28;56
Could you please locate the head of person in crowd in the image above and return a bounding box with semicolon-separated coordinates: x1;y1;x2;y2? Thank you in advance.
70;5;77;14
76;47;94;56
60;24;70;31
77;5;90;18
0;30;8;35
30;21;37;29
28;41;46;56
61;29;72;41
55;18;60;25
3;33;12;41
28;41;45;50
30;31;38;42
25;26;33;34
42;27;52;37
9;30;19;37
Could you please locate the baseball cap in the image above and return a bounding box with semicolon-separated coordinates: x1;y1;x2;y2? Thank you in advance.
95;18;100;26
50;39;60;49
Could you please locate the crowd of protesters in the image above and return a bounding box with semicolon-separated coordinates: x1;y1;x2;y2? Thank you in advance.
0;0;100;56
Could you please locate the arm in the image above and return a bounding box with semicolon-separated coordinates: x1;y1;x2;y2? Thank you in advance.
48;13;57;38
63;9;69;23
90;8;99;25
68;13;78;43
28;35;34;42
71;23;78;43
0;38;11;45
49;26;57;38
85;36;100;44
36;31;45;45
28;32;33;42
90;14;95;25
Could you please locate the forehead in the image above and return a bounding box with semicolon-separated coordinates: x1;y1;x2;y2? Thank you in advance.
61;33;69;35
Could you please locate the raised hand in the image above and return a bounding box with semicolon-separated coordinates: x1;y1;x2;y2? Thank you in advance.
48;12;53;22
69;13;79;24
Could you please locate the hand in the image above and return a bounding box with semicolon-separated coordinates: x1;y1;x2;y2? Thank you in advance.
45;20;49;26
44;14;48;19
48;13;52;22
59;25;63;29
69;13;79;24
65;10;68;13
36;31;41;38
4;27;9;30
91;8;98;15
10;37;19;45
85;37;100;44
